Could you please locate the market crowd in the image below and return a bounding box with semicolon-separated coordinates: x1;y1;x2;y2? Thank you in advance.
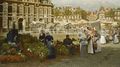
6;25;120;58
38;26;120;57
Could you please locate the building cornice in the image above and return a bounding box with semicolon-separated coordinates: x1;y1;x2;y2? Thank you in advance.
1;0;53;7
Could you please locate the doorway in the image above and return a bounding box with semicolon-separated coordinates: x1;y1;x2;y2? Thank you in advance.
18;18;23;31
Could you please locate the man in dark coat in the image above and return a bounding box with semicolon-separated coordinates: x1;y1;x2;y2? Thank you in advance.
7;29;19;48
63;35;74;55
39;30;46;44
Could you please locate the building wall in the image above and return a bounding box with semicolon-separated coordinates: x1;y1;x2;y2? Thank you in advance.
0;0;53;30
54;7;82;21
114;9;120;21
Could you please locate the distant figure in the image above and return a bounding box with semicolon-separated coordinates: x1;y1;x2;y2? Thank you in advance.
113;29;119;44
39;30;45;43
100;29;107;44
18;19;23;32
63;35;74;55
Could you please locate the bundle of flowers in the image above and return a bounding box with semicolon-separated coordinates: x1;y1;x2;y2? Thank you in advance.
23;42;49;61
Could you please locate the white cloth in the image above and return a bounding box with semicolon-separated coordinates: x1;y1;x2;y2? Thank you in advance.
88;39;94;54
100;35;106;44
113;34;119;44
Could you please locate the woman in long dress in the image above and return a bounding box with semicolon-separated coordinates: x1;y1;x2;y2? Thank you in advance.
113;29;119;44
100;29;107;44
88;36;94;54
79;30;88;57
87;28;94;54
94;31;101;53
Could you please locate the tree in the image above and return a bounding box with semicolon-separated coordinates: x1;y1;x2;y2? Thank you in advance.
74;7;81;15
105;9;115;19
53;8;62;17
81;9;88;20
63;8;72;21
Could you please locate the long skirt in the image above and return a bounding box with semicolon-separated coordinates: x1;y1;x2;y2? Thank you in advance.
113;35;119;44
88;40;94;54
95;40;101;53
80;44;87;57
100;35;106;44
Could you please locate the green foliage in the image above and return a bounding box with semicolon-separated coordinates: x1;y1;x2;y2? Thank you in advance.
105;9;115;18
2;43;10;51
24;42;49;60
81;10;88;20
0;43;19;55
64;9;72;16
20;34;39;43
53;8;62;17
74;7;81;15
56;45;69;56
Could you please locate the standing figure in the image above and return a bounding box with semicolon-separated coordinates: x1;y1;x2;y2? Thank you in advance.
79;29;88;57
93;30;101;53
39;30;45;44
87;27;94;54
63;35;74;55
109;30;113;41
113;29;119;44
7;29;19;48
45;32;55;59
100;29;107;44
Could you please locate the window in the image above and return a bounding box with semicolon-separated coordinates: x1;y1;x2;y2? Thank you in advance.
17;5;19;15
0;5;3;12
8;6;12;13
0;17;2;28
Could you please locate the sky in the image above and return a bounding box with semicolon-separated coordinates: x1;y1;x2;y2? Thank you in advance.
51;0;120;11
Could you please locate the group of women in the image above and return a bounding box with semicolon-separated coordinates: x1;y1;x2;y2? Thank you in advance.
79;27;120;56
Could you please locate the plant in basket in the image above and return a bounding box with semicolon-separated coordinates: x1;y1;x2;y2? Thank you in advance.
0;43;11;55
23;42;49;61
0;42;26;63
56;45;69;56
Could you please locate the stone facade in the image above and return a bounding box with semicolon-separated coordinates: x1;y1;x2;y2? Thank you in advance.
0;0;53;31
54;7;82;21
114;9;120;21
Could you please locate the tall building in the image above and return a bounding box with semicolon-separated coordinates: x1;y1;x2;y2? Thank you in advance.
54;6;82;21
0;0;53;31
114;8;120;21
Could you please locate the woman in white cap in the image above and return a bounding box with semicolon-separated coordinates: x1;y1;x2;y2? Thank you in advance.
79;29;88;57
45;32;55;59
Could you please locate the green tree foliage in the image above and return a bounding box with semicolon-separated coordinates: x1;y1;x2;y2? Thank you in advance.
63;8;72;20
81;10;88;20
53;8;62;17
64;8;72;16
74;7;81;15
105;9;115;18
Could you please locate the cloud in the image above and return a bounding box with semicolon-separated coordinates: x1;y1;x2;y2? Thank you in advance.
51;0;120;11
